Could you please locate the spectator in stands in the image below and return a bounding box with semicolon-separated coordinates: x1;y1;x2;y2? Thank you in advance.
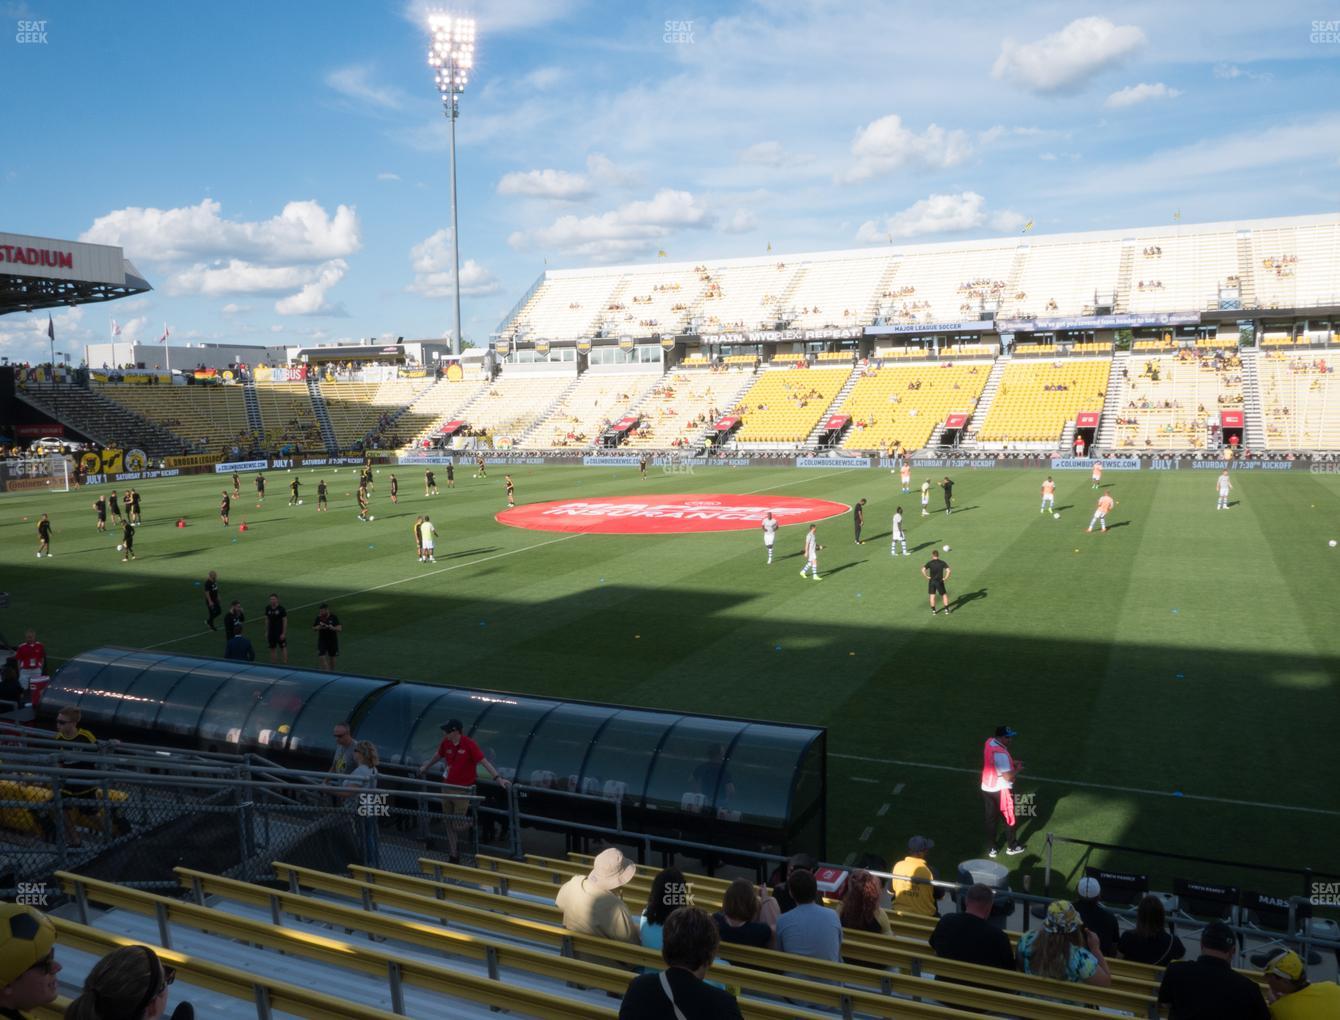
417;719;510;863
890;836;941;917
1017;901;1111;987
555;848;641;944
640;868;691;951
327;721;356;780
1117;895;1185;965
0;903;60;1018
64;944;186;1020
1074;877;1119;957
930;883;1014;971
1264;949;1340;1016
1157;920;1267;1019
769;853;817;913
775;869;842;963
619;906;742;1020
340;740;381;865
713;880;774;948
837;869;891;936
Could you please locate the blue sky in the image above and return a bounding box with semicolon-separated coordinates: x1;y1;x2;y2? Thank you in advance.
1;0;1338;363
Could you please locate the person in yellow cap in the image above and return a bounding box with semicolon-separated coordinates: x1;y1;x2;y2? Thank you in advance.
1264;949;1340;1018
0;903;60;1019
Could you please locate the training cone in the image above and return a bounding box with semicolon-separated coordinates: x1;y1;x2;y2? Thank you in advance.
176;518;186;528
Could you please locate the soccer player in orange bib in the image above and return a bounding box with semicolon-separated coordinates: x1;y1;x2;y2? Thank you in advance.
899;462;912;493
1091;461;1103;489
1087;491;1115;533
1040;476;1056;514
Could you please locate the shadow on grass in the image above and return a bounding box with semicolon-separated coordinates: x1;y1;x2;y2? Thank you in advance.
950;588;988;612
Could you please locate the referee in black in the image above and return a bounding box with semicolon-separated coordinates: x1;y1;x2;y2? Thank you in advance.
923;549;951;615
940;476;954;515
853;498;867;544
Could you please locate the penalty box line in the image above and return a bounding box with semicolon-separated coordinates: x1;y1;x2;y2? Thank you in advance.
831;752;1340;818
144;534;581;651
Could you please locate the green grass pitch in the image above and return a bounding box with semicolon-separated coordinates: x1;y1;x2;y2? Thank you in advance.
4;463;1338;895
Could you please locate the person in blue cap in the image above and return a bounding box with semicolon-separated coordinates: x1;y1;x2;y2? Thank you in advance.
981;725;1025;858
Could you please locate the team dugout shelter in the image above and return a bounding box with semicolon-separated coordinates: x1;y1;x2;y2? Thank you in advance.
0;231;151;315
43;647;828;857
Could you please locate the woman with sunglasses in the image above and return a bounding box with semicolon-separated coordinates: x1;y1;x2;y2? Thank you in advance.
64;945;184;1020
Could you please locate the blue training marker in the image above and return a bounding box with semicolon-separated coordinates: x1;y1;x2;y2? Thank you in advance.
1175;672;1185;679
1173;791;1184;797
774;644;782;652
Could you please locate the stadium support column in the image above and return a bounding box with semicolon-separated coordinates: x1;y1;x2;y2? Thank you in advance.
427;15;476;357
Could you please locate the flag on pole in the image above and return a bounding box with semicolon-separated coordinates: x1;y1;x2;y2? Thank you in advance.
158;323;170;344
47;314;54;340
1173;210;1181;222
1021;219;1035;233
766;242;772;252
657;249;667;258
111;319;121;338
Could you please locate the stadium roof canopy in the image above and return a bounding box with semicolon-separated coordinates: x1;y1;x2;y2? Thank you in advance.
0;230;151;315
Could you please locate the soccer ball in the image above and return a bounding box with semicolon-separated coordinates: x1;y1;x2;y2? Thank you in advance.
1330;540;1337;548
369;515;376;522
942;544;951;552
116;543;124;552
1053;512;1061;520
297;499;303;505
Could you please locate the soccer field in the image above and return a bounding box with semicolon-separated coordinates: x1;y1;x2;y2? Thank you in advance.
4;463;1338;894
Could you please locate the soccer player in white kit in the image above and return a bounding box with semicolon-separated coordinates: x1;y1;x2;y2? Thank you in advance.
799;523;823;580
891;506;908;556
1040;476;1056;514
920;479;931;517
761;511;778;564
1215;470;1232;510
419;515;437;562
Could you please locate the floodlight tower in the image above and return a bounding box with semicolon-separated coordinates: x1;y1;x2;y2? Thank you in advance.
427;14;475;355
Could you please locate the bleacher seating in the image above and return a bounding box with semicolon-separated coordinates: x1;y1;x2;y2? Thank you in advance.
1126;232;1237;314
1114;351;1244;450
465;375;575;444
838;363;990;452
731;367;851;444
623;369;753;449
696;261;798;332
17;381;185;457
978;359;1111;444
507;271;624;341
815;350;857;362
786;254;890;329
1259;351;1340;448
1005;239;1123;319
94;384;250;456
523;373;658;448
883;246;1016;323
721;353;759;366
1252;220;1340;310
597;266;704;336
401;378;491;449
253;382;323;451
319;379;435;450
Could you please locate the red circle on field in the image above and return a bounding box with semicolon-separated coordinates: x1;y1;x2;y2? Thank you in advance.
496;494;850;535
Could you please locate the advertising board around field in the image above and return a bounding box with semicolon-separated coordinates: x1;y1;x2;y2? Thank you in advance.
165;454;220;469
84;469;181;485
473;455;547;466
397;454;456;465
657;457;753;468
583;455;642;467
795;456;871;469
216;459;268;473
302;456;369;467
1192;459;1295;470
1050;457;1140;471
894;457;994;470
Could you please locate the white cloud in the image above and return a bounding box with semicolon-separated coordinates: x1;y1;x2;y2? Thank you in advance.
0;306;87;365
993;17;1146;95
275;262;350;316
1105;82;1181;109
497;168;593;201
520;66;565;91
220;303;251;316
168;259;349;316
585;153;639;188
841;114;972;183
722;209;758;234
1214;63;1273;82
325;65;406;110
82;198;361;264
509;189;714;261
377;171;401;182
856;192;1023;241
739;141;787;167
408;230;502;297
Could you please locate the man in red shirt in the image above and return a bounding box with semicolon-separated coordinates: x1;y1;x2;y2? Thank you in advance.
417;719;511;862
16;629;45;696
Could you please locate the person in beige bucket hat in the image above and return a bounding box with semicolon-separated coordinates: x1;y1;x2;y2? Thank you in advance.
555;847;642;944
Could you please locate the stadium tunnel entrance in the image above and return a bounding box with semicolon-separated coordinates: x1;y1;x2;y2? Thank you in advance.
41;647;827;859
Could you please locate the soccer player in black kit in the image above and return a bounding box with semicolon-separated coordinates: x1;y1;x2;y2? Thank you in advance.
232;472;241;498
36;513;52;558
219;490;231;526
445;461;455;488
93;495;107;532
289;476;301;506
923;549;951;615
939;476;954;516
120;518;136;562
389;473;399;504
425;469;438;496
317;478;329;512
108;490;123;525
255;472;266;504
853;498;867;544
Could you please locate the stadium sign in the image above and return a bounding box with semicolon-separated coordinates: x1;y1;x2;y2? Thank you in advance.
997;312;1200;332
705;327;863;343
1192;459;1295;470
397;454;456;465
582;455;642;467
0;231;128;285
1050;457;1140;470
498;493;849;534
795;456;871;468
84;468;180;485
657;457;752;468
216;459;268;473
886;457;994;470
472;455;547;465
868;321;987;336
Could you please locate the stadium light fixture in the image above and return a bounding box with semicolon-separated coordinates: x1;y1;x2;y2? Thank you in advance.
427;13;476;356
